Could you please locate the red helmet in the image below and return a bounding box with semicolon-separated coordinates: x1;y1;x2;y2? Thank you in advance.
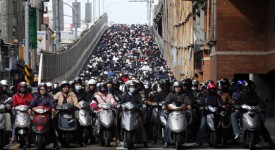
17;82;27;90
207;81;216;95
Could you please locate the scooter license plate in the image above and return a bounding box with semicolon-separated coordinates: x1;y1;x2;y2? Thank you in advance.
63;114;72;118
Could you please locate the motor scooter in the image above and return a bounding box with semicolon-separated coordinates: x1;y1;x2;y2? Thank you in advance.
78;100;91;145
32;106;52;150
14;105;31;148
121;102;146;149
97;103;115;147
0;98;12;149
56;103;78;148
167;102;188;150
241;104;261;150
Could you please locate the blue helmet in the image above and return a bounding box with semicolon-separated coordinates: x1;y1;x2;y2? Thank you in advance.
237;80;244;90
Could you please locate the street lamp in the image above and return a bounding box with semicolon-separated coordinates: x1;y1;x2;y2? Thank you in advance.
51;34;56;52
105;2;118;13
37;36;43;53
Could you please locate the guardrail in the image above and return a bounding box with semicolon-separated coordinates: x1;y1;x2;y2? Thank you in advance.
149;26;164;55
40;14;108;83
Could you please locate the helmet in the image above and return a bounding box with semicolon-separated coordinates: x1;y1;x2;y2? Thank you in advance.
88;79;97;85
160;79;171;91
74;77;82;84
242;80;255;92
46;82;53;88
18;82;27;90
98;83;108;93
173;81;183;88
207;81;217;95
37;83;47;93
192;80;199;86
237;80;244;90
0;80;9;87
60;80;70;88
216;80;225;91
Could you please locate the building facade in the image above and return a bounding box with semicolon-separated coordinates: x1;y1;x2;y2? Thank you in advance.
153;0;194;80
153;0;275;116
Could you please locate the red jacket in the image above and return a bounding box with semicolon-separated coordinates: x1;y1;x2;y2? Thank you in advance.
13;93;33;107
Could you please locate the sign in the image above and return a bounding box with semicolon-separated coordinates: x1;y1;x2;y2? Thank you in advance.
61;31;75;41
37;31;46;55
72;2;81;28
19;46;24;61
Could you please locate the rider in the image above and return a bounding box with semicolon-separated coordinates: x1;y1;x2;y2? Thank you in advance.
28;83;60;149
231;80;274;148
90;82;119;144
12;82;33;149
53;80;86;147
194;81;224;147
120;80;148;147
163;80;193;148
72;77;88;102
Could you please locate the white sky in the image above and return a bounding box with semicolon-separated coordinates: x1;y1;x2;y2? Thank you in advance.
60;0;157;25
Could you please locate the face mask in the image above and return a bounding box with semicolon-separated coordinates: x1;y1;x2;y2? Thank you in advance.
129;87;136;93
20;88;27;93
75;85;82;91
107;87;112;92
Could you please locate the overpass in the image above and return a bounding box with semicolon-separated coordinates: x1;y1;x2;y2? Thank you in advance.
39;14;108;83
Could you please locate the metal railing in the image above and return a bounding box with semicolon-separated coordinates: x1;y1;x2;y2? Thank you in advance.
40;14;108;83
149;26;164;55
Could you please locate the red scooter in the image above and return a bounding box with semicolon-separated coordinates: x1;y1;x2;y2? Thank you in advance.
32;106;52;150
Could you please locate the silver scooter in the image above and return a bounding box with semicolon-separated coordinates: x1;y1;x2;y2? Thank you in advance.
167;102;188;150
97;103;115;147
121;102;146;149
78;100;91;145
0;98;12;149
241;104;261;150
14;105;31;148
205;105;220;148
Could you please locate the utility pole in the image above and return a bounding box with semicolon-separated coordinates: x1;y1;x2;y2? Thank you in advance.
74;0;77;40
55;0;60;51
93;0;96;23
98;0;100;17
24;0;30;66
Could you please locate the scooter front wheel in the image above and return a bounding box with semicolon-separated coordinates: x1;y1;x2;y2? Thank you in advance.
65;133;70;148
175;133;182;150
19;134;26;148
127;132;134;149
37;134;45;150
249;132;256;150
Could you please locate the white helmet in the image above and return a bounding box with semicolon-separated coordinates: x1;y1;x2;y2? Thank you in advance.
46;82;53;88
0;80;9;87
88;79;97;85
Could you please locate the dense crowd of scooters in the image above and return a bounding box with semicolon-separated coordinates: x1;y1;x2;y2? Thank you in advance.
0;24;274;150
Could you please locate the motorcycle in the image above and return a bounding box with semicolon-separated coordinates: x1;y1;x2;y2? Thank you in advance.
0;98;13;149
14;105;31;148
121;102;146;149
56;103;78;148
205;105;221;148
167;102;188;150
97;103;115;147
32;106;52;150
241;104;261;150
220;107;232;145
78;100;91;145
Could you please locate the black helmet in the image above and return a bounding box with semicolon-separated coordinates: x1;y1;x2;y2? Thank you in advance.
98;83;108;94
242;80;255;93
74;77;82;84
216;80;225;91
192;80;199;86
